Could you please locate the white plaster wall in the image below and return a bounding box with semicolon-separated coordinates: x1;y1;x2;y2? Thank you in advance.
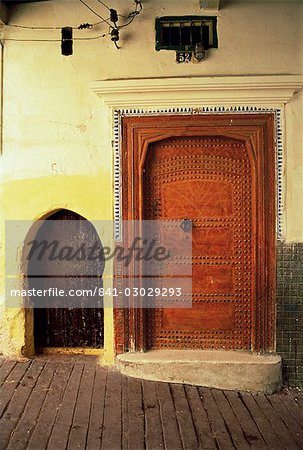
0;0;302;355
2;0;302;206
2;0;303;158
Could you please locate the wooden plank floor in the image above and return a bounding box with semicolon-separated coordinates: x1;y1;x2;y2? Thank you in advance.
0;356;302;450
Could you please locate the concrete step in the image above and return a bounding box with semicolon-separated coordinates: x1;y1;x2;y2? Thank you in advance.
116;349;282;393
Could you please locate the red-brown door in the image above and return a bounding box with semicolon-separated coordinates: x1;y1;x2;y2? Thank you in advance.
118;114;276;354
144;136;254;350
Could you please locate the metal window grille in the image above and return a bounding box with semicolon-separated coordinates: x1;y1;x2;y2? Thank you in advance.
155;16;218;51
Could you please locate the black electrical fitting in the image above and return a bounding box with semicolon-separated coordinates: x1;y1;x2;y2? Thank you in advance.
110;28;120;48
61;27;73;56
110;9;118;23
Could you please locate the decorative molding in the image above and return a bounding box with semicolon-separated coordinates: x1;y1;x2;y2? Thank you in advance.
91;75;303;108
90;75;294;241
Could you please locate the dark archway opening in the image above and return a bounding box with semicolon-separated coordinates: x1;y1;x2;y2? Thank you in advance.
28;209;104;349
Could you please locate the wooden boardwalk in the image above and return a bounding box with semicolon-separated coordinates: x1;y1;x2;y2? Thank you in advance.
0;356;302;450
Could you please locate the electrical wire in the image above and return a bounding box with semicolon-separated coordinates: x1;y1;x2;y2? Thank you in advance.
7;19;108;30
96;0;111;11
4;33;109;42
3;38;61;42
79;0;113;29
76;33;109;40
3;0;143;45
6;1;142;29
117;15;135;29
6;0;142;31
7;24;63;30
118;1;142;24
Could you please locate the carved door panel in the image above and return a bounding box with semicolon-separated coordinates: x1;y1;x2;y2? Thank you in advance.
143;136;254;350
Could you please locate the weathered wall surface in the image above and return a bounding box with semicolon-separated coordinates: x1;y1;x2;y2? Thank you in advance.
0;0;302;383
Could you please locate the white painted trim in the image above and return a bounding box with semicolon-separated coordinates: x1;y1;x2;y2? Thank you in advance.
90;75;303;108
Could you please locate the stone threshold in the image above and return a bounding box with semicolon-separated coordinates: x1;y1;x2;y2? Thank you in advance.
116;349;282;394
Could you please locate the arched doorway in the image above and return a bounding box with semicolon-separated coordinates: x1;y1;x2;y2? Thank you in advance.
28;209;104;350
118;114;276;353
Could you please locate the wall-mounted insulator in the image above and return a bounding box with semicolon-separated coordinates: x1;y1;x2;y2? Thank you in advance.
110;9;118;23
78;23;93;30
111;28;120;48
61;27;73;56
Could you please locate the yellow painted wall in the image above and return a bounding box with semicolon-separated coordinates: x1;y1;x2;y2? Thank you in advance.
0;0;302;357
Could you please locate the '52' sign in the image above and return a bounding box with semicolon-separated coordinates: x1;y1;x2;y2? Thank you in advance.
176;52;192;63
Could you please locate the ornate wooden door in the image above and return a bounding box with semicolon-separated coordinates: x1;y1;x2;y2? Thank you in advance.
144;136;253;350
118;114;276;354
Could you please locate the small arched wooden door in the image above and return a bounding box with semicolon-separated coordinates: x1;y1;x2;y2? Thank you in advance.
29;209;104;349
